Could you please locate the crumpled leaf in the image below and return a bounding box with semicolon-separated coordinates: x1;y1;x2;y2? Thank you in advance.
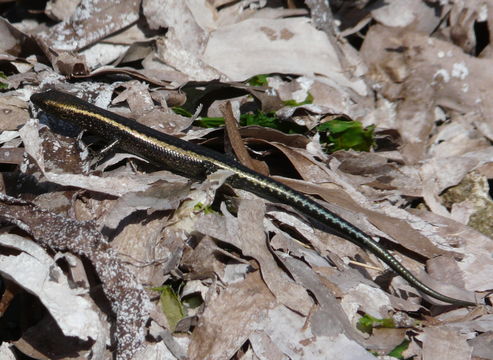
0;95;29;131
188;271;275;360
0;234;106;344
420;148;493;217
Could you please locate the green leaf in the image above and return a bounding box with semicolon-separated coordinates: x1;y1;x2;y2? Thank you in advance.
172;106;193;117
357;314;395;334
0;71;7;89
388;339;410;359
247;74;269;86
282;93;313;107
173;105;227;128
194;202;217;214
152;285;185;331
240;111;278;128
239;111;306;134
194;116;225;128
191;110;305;133
318;118;375;152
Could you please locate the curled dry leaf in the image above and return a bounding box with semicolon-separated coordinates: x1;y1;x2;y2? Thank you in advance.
413;209;493;293
420;148;493;217
253;305;375;360
362;24;493;161
236;200;313;315
0;234;108;359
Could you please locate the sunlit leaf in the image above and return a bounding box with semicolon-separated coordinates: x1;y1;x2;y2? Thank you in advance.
194;116;225;128
152;285;185;332
194;202;218;214
318;118;375;152
388;339;411;359
247;74;269;86
357;314;395;334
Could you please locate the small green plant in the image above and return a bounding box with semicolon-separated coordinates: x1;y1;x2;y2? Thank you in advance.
240;111;278;128
194;116;226;128
173;104;374;153
171;106;225;128
388;339;411;359
0;71;8;89
247;74;269;86
240;111;306;134
318;118;375;152
193;202;217;214
357;313;395;334
151;285;185;332
172;106;193;117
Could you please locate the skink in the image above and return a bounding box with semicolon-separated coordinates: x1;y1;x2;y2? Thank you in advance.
30;89;475;306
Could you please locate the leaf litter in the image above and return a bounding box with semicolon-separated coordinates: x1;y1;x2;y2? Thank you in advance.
0;0;493;359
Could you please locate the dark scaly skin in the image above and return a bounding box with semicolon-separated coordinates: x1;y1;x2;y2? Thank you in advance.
30;90;476;306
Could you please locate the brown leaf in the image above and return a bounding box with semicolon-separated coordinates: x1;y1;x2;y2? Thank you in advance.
420;326;472;360
194;200;313;315
0;17;39;56
241;126;309;148
188;271;275;360
0;95;29;131
36;0;140;52
203;17;366;95
0;148;24;165
237;200;313;315
280;255;366;344
222;102;269;176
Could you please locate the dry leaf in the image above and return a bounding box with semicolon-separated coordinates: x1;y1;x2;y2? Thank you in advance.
420;326;472;360
188;271;275;360
203;17;367;95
